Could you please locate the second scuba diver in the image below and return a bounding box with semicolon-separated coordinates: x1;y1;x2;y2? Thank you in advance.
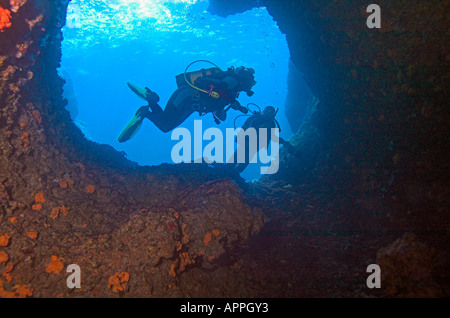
230;105;298;173
118;61;256;142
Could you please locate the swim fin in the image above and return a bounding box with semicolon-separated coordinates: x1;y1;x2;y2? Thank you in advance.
117;114;144;143
117;82;148;143
127;82;149;101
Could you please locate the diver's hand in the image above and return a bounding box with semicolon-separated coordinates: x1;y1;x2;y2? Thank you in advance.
214;109;227;122
230;100;248;114
135;106;151;118
144;87;160;104
230;100;241;109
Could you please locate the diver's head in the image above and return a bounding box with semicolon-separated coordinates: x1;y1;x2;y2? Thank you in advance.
234;66;256;96
261;106;278;120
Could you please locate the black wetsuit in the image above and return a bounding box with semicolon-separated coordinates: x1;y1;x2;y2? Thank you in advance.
232;112;290;173
142;70;246;132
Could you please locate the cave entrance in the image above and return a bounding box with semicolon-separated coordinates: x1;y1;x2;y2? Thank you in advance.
60;0;293;180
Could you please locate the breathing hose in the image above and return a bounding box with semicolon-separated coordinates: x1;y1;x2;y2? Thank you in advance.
184;60;223;99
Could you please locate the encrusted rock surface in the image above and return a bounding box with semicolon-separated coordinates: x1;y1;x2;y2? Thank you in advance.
0;0;448;297
377;233;444;297
0;0;265;297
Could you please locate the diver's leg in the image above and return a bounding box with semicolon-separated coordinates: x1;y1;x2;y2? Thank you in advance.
135;85;163;117
146;87;195;132
232;139;251;173
147;101;193;132
134;87;164;117
148;101;164;115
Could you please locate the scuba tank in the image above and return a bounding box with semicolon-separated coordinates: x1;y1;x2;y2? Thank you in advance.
175;67;221;90
176;60;223;99
176;60;252;124
234;103;281;131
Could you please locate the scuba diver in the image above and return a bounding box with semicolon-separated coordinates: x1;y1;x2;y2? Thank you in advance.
118;60;256;142
230;104;297;173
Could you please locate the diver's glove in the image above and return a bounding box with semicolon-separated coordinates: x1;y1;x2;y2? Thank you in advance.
135;106;151;119
144;87;160;104
230;100;248;114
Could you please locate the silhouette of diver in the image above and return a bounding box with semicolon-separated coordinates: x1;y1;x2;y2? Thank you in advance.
118;63;256;142
230;105;297;173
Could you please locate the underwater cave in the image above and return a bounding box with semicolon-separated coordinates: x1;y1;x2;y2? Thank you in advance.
59;0;296;181
0;0;448;300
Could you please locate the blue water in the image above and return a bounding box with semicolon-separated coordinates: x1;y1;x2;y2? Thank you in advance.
60;0;291;180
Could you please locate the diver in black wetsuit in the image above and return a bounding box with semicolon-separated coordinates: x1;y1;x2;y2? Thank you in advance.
138;66;256;133
231;105;297;173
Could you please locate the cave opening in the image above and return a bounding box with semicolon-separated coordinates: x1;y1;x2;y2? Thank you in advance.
57;0;311;181
2;0;447;299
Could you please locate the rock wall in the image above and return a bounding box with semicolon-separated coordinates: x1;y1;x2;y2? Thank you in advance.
259;0;449;241
210;0;449;297
265;0;449;194
0;0;264;297
284;59;317;134
0;0;448;297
